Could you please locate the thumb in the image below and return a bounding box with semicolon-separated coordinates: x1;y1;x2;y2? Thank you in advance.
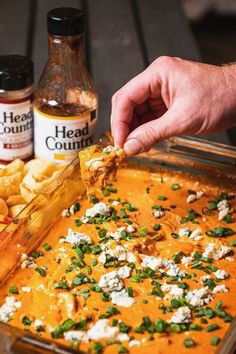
123;109;175;155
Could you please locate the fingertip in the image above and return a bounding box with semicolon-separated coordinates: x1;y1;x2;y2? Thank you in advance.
111;127;126;148
113;137;123;149
124;139;144;156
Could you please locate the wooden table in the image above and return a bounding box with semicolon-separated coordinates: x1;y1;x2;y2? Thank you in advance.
0;0;233;145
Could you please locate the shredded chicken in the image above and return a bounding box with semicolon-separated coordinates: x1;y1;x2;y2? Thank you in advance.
79;145;125;194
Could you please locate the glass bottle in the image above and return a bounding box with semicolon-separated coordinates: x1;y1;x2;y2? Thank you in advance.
34;7;98;163
0;55;33;163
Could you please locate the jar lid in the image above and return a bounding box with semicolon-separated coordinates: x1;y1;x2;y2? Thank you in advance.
0;55;34;91
47;7;84;36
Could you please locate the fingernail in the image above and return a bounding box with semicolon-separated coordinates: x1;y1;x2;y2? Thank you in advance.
124;139;143;155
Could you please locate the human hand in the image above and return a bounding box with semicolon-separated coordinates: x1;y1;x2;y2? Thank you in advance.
111;56;236;155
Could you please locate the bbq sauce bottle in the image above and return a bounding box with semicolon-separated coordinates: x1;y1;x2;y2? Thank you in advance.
34;7;98;163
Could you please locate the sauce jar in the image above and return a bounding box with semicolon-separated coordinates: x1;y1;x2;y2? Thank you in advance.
0;55;34;163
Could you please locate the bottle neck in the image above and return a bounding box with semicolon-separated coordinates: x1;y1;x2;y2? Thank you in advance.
47;34;84;64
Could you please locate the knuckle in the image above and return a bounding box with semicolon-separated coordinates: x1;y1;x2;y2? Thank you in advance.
152;55;182;71
112;90;125;104
155;55;173;67
111;92;118;104
143;125;159;147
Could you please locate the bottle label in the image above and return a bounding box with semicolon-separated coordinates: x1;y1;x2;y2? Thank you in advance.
0;99;33;161
34;107;97;163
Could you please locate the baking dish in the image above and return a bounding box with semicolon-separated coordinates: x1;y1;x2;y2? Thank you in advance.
0;136;235;354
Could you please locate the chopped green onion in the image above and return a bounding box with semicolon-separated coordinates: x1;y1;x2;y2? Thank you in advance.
152;204;163;210
201;318;208;324
35;267;46;277
120;209;127;218
51;319;75;339
9;285;19;294
75;218;83;227
99;306;120;319
208;201;217;210
169;323;181;333
180;217;188;224
42;243;52;251
171;299;181;309
123;219;133;225
157;195;167;201
189;324;202;331
89;284;102;293
53;280;69;289
112;319;118;327
178;282;189;290
205;324;220;332
183;337;196;348
172;251;184;264
106;187;117;193
91;194;99;204
92;258;97;266
98;228;107;238
127;286;133;297
91;245;102;254
171;183;181;190
61;318;75;331
119;321;131;333
153;224;161;231
103;189;110;197
155;319;167;333
211;335;220;346
117;346;128;354
225;214;232;223
139;228;148;237
100;292;110;302
91;342;104;354
206;227;234;238
22;316;32;326
125;203;136;212
31;250;41;259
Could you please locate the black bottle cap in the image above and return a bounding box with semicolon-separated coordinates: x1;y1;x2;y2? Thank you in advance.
47;7;84;36
0;55;34;91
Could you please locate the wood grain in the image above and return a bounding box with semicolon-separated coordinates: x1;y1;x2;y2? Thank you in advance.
0;0;31;56
136;0;200;62
86;0;145;133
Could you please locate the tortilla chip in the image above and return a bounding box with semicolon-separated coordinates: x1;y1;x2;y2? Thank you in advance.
9;204;26;218
0;198;8;216
0;159;25;177
0;172;23;198
6;195;26;207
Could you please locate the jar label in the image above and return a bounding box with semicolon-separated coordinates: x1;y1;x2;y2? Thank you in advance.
34;107;97;163
0;100;33;161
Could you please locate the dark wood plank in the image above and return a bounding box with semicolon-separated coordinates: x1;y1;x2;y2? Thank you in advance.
86;0;145;133
0;0;31;56
227;127;236;146
31;0;82;82
136;0;200;62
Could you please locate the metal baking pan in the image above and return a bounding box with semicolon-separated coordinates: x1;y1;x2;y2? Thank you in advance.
0;136;235;354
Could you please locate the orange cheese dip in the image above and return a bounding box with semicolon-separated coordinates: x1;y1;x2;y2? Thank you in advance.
0;166;236;354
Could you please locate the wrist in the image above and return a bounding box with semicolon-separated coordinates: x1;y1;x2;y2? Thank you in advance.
221;63;236;92
220;64;236;126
